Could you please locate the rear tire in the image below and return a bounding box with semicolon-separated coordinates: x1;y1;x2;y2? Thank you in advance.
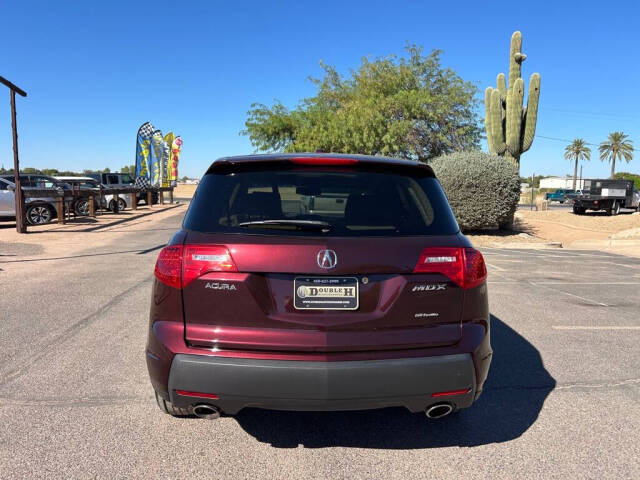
155;391;191;417
610;201;620;216
572;205;585;215
108;198;127;212
74;199;90;216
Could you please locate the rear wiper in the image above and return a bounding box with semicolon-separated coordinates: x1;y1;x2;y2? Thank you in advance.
238;219;332;232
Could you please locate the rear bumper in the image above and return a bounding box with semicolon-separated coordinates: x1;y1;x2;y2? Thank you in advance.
167;353;476;414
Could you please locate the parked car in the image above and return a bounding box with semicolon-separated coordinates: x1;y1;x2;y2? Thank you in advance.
572;179;640;215
86;172;158;206
147;153;491;420
545;189;575;203
54;176;105;215
0;174;72;224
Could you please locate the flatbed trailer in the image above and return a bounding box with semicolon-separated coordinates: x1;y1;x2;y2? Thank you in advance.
572;179;640;215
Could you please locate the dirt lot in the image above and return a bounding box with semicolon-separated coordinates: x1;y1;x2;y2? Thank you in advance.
174;183;198;198
0;203;187;261
467;209;640;257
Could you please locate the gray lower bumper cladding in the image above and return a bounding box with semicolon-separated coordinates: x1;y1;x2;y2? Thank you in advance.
168;353;476;414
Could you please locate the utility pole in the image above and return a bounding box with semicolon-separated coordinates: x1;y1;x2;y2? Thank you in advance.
579;165;583;190
1;76;28;233
531;172;535;211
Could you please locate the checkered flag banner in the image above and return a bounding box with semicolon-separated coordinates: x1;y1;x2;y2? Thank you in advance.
135;122;155;179
134;176;151;190
137;122;154;140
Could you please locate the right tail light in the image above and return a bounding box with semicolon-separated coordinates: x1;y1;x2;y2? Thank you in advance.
413;247;487;289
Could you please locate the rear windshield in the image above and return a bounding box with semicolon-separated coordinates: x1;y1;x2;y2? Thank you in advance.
183;167;459;236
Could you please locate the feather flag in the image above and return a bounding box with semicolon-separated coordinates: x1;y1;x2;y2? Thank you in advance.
169;136;182;186
149;130;164;187
162;132;174;188
135;122;154;179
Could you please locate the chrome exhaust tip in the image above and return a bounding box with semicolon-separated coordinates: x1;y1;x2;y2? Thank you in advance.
193;404;221;420
425;403;454;419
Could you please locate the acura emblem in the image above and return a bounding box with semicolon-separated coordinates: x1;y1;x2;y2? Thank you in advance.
317;249;337;269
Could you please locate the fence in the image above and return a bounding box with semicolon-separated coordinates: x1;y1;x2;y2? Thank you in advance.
20;186;175;226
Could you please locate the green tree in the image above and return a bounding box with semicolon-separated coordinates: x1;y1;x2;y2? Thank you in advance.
599;132;633;178
564;139;591;190
101;167;111;173
120;164;135;175
243;46;482;162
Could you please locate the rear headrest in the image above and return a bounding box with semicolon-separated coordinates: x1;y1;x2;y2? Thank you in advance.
232;191;283;219
344;194;399;226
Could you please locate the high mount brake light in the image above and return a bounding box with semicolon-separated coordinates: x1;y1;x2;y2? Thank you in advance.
413;247;487;289
154;245;238;289
290;157;359;166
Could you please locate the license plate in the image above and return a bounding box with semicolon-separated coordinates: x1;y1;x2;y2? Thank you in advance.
294;277;359;310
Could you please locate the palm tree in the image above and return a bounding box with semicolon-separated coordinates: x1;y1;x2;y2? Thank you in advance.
564;139;591;190
599;132;634;179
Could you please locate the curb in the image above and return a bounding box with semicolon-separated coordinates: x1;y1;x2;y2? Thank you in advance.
568;238;640;248
489;242;563;249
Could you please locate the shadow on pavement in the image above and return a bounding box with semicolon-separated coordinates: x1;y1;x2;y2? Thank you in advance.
234;315;555;449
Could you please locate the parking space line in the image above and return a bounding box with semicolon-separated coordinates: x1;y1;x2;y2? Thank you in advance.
553;326;640;330
536;282;640;285
485;262;506;272
530;281;609;307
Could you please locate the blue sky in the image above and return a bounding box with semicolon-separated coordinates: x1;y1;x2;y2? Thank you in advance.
1;0;638;178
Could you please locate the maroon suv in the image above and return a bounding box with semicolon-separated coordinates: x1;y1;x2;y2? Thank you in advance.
146;153;491;420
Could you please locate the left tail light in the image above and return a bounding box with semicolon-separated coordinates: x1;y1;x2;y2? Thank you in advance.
154;245;237;289
413;247;487;289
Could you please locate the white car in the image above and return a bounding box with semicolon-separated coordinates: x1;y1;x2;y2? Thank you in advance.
0;175;70;224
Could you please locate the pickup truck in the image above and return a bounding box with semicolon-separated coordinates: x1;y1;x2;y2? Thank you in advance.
572;179;640;215
545;189;575;203
86;172;158;206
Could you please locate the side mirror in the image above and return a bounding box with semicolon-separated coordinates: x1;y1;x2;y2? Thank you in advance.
7;185;15;191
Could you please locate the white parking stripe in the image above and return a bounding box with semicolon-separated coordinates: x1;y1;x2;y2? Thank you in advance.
536;282;640;285
485;262;506;272
553;326;640;331
530;282;608;306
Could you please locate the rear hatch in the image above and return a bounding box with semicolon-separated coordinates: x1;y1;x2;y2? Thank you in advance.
180;158;470;353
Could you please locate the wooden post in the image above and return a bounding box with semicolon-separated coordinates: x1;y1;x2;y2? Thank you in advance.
147;190;152;207
160;190;164;205
131;192;137;210
89;195;95;216
11;90;26;232
1;76;27;233
56;196;64;224
169;188;173;204
113;192;119;213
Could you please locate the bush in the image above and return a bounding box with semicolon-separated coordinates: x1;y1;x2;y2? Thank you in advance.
429;151;520;231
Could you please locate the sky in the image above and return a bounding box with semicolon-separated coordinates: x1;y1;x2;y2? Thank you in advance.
1;0;639;179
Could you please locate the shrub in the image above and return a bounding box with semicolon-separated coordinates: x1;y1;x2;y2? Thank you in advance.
429;151;520;231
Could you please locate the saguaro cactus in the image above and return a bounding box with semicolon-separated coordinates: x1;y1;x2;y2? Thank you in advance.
485;31;540;167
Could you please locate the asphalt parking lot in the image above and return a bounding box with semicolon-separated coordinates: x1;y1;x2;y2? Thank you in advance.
1;210;639;479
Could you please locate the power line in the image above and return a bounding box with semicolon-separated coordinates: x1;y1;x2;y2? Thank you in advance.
541;107;638;121
535;135;637;152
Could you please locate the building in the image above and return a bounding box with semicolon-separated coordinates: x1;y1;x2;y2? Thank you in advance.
539;176;585;190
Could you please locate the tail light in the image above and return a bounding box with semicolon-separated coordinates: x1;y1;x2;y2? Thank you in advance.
154;245;237;289
154;245;183;289
414;247;487;289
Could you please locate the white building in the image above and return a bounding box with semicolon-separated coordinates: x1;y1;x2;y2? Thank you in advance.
539;176;585;190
